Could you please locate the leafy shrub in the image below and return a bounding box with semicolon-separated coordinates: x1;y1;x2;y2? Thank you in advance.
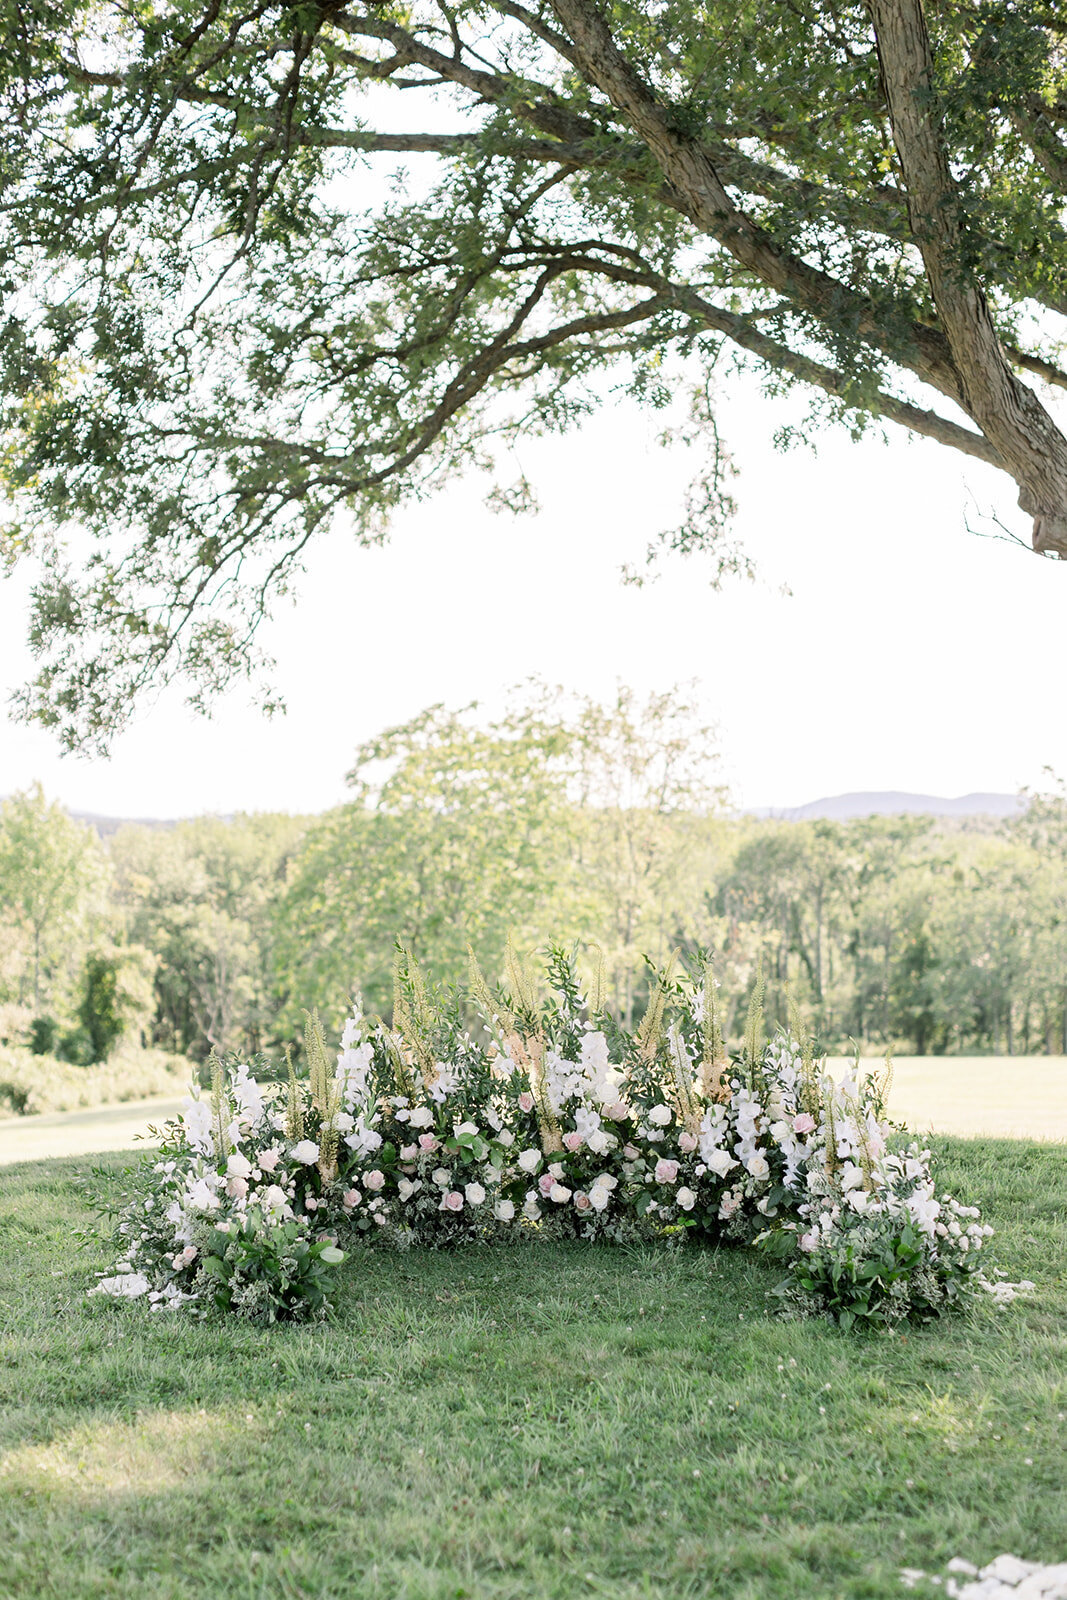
56;1027;95;1066
194;1213;345;1324
78;953;126;1063
28;1016;58;1056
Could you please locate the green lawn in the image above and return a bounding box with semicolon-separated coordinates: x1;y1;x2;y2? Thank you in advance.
1;1139;1065;1600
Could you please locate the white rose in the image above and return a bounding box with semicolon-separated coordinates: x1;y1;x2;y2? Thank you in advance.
522;1194;542;1220
332;1111;355;1134
549;1183;572;1203
705;1148;737;1178
587;1186;610;1212
397;1177;418;1201
587;1129;611;1155
517;1148;542;1174
432;1167;451;1188
496;1128;515;1147
457;1121;479;1136
226;1153;253;1179
494;1198;516;1222
407;1106;434;1129
746;1153;770;1180
290;1140;320;1165
676;1186;696;1211
465;1182;486;1206
648;1104;673;1126
593;1172;618;1192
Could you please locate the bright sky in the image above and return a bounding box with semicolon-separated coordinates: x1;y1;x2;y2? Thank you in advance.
1;369;1064;820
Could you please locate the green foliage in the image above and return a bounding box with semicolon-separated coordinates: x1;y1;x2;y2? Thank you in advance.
773;1211;972;1331
27;1016;57;1056
195;1214;345;1324
11;742;1067;1065
77;953;124;1064
109;812;306;1059
0;784;103;1013
3;3;1066;743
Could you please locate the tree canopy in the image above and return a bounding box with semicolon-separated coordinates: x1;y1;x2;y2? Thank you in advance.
3;0;1067;746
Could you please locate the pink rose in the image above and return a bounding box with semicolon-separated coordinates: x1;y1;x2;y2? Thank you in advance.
799;1231;818;1251
623;1144;639;1160
604;1102;631;1121
793;1113;817;1135
563;1131;583;1152
679;1131;698;1154
655;1158;680;1184
400;1144;417;1161
519;1092;535;1113
418;1133;439;1153
441;1190;464;1212
364;1169;385;1192
342;1189;361;1209
538;1172;557;1197
225;1175;248;1200
573;1191;592;1212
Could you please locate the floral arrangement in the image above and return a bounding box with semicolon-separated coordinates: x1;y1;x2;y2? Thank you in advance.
91;944;993;1326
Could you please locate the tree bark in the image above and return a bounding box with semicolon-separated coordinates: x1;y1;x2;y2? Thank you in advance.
866;0;1067;554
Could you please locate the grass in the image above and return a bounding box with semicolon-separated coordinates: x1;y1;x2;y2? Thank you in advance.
0;1138;1064;1600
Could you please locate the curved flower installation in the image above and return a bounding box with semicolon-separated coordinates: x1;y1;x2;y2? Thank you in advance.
91;949;994;1326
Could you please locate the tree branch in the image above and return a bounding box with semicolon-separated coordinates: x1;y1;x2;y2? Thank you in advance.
867;0;1067;552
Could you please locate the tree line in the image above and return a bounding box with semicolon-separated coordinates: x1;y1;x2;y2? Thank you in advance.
2;689;1066;1062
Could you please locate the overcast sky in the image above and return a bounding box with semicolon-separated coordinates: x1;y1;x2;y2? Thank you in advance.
2;367;1064;820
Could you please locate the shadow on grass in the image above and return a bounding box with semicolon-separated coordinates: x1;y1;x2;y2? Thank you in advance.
0;1141;1063;1599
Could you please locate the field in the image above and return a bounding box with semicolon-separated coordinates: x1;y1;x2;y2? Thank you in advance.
834;1057;1067;1142
0;1137;1064;1600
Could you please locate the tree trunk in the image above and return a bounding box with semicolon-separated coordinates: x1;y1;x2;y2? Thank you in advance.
866;0;1067;552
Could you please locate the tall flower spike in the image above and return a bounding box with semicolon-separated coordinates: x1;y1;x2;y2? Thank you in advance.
787;985;818;1114
587;943;606;1018
392;942;440;1093
467;945;516;1039
699;958;729;1102
285;1045;305;1143
504;933;539;1024
668;1025;702;1134
743;959;765;1092
525;1032;564;1155
872;1048;894;1119
209;1050;228;1163
823;1086;839;1179
304;1010;340;1181
636;951;678;1065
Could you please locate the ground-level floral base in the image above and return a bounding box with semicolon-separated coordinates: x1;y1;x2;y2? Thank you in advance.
93;947;995;1326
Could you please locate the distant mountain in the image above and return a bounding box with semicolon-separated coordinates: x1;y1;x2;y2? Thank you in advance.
748;791;1027;822
71;810;178;837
